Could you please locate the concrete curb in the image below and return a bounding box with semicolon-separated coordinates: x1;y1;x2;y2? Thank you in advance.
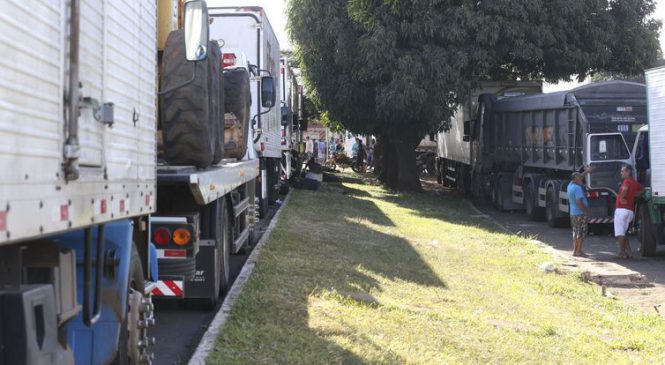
187;192;293;365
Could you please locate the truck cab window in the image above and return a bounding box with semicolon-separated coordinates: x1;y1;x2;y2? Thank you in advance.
590;135;629;161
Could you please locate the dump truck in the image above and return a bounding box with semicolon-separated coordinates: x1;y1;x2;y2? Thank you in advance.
436;81;543;192
442;81;646;227
0;1;268;363
634;66;665;256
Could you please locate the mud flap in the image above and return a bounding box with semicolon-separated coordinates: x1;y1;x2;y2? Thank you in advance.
182;242;217;299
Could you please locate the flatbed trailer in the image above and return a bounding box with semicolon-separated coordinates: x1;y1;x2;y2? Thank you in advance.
150;159;258;302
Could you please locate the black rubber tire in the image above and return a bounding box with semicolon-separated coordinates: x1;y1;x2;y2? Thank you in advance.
113;245;146;365
208;40;224;165
491;181;499;210
639;204;657;257
160;30;214;168
223;68;251;159
268;158;280;205
545;187;564;228
492;179;503;211
220;199;231;292
525;183;544;221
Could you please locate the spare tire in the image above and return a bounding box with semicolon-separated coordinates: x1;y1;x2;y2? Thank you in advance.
207;40;224;165
160;30;214;168
223;68;251;159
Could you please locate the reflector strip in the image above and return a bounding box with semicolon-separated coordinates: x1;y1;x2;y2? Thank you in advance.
151;280;184;297
588;218;614;224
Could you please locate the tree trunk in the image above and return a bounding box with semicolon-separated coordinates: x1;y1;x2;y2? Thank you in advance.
382;140;398;189
393;138;422;192
377;134;421;192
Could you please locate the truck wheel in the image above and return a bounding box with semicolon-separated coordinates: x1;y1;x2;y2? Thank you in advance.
495;179;503;212
545;187;562;228
639;205;657;257
491;181;499;210
113;245;154;365
220;200;231;292
208;40;224;165
223;68;251;159
525;183;544;221
161;30;214;168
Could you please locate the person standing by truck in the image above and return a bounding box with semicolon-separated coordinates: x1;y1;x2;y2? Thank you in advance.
568;172;590;257
615;164;644;258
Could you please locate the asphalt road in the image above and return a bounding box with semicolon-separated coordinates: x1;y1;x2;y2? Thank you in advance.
151;201;283;365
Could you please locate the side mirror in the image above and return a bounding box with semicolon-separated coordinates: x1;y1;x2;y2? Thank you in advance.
261;76;276;108
281;106;290;126
184;0;209;61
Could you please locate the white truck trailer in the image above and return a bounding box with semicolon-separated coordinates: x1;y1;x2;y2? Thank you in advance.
0;1;266;363
634;66;665;256
208;6;283;216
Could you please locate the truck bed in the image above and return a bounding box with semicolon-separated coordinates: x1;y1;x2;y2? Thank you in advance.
157;159;259;205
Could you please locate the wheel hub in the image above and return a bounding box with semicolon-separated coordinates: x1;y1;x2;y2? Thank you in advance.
127;289;156;364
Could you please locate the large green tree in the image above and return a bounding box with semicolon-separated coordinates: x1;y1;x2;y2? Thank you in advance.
288;0;661;191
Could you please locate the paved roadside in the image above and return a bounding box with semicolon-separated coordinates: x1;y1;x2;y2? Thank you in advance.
420;176;665;317
474;199;665;316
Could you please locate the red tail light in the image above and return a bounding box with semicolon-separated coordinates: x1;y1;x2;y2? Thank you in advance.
153;227;171;245
587;191;599;198
222;53;236;68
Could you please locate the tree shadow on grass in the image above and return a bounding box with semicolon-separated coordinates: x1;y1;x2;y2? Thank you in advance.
210;186;446;364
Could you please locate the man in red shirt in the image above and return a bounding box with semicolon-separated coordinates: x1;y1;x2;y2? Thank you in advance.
614;164;644;258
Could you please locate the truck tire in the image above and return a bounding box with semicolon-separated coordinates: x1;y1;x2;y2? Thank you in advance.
491;181;499;210
208;40;224;165
638;204;657;257
161;30;215;168
525;183;544;221
223;68;251;159
496;181;504;211
220;199;231;292
113;244;153;365
545;186;564;228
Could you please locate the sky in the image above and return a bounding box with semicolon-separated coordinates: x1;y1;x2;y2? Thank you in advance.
208;0;665;91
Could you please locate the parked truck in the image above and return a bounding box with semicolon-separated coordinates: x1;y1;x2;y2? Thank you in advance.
436;81;543;192
438;81;647;227
207;6;283;217
634;66;665;256
0;1;270;363
280;56;303;180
